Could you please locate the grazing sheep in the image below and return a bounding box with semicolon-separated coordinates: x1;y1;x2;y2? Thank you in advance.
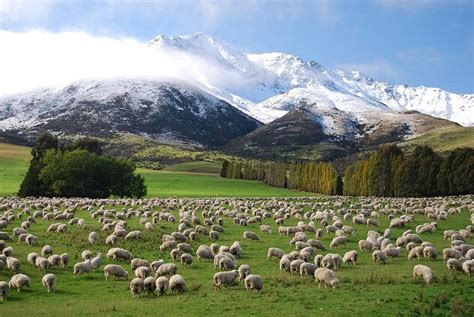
150;260;165;274
6;257;21;272
321;254;335;269
314;268;339;288
169;274;186;294
130;278;145;299
125;230;142;241
155;263;178;277
260;225;272;234
48;254;62;268
35;257;49;271
423;246;438;260
197;248;214;261
383;247;402;258
219;257;236;271
27;252;39;266
279;257;291;272
463;260;473;277
156;276;169;296
131;258;151;271
88;231;98;245
60;253;70;267
105;234;118;246
358;240;374;252
214;270;239;289
446;258;463;272
25;234;38;246
160;240;178;251
81;250;92;260
73;260;92;278
244;274;263;293
243;231;260;241
180;254;193;267
135;266;151;279
104;264;129;280
3;246;14;257
229;241;243;257
408;246;424;260
413;265;434;284
41;245;53;257
144;276;157;295
343;251;358;266
267;247;285;260
300;262;317;277
107;248;133;261
443;248;463;261
42;273;56;293
372;250;387;264
238;264;251;282
307;239;326;250
290;259;305;274
0;281;9;301
330;236;347;248
9;274;31;292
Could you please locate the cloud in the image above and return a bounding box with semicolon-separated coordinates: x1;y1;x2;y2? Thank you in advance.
396;48;442;65
337;59;402;81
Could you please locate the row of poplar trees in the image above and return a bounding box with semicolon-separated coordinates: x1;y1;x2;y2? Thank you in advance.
343;145;473;197
220;160;340;195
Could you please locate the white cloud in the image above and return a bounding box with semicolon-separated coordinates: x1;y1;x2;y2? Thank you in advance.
338;59;402;81
0;30;253;96
397;48;442;65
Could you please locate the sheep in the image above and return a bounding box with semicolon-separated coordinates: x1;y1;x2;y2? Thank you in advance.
267;247;285;260
48;254;62;268
413;265;434;284
314;254;324;268
446;258;463;273
238;264;251;282
243;231;260;241
88;231;98;245
81;250;92;260
35;257;49;271
104;264;129;280
25;234;38;246
73;260;91;278
260;225;272;234
330;236;347;248
463;260;473;277
300;262;317;277
314;268;339;288
307;239;326;250
27;252;39;266
144;276;157;295
372;250;387;264
3;246;14;257
209;231;220;241
169;274;186;294
229;241;243;257
6;257;21;272
244;274;263;293
160;240;177;251
155;263;177;277
423;246;438;260
135;266;151;279
42;273;56;293
219;257;236;271
105;234;118;246
358;240;374;252
279;257;291;272
130;278;145;299
0;281;9;301
383;247;401;258
42;245;53;257
321;254;335;269
131;258;151;271
290;259;305;274
150;260;165;274
180;254;193;267
156;276;169;296
214;270;239;289
90;253;103;271
443;248;463;261
408;246;424;260
343;250;358;266
9;274;31;292
60;253;70;267
177;243;193;254
197;248;214;261
107;248;133;261
125;230;142;241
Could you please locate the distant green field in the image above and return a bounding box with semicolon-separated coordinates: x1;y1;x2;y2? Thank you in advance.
0;142;307;197
400;126;474;153
161;161;222;174
0;142;31;196
138;168;309;198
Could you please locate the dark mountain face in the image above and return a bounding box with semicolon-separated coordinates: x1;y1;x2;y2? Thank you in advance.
0;80;261;147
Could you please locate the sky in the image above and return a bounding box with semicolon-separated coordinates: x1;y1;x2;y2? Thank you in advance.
0;0;473;94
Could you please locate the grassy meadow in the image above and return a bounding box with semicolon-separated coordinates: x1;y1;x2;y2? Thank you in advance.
0;197;472;316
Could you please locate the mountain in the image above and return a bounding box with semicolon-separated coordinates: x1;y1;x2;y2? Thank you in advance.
0;79;261;147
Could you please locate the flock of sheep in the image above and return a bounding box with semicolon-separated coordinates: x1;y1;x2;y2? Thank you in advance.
0;194;473;304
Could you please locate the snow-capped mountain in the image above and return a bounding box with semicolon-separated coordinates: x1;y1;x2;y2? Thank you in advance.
0;32;471;151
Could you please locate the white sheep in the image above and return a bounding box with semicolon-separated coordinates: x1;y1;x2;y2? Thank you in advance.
180;253;193;267
244;274;263;293
372;250;387;264
169;274;186;294
9;273;31;292
73;260;91;278
131;258;151;271
6;257;21;272
130;278;144;299
41;245;53;257
88;231;98;245
214;270;239;289
155;276;169;295
155;263;177;277
463;260;473;277
243;231;260;241
330;236;347;248
314;268;339;288
343;250;358;266
135;266;151;279
267;247;285;260
446;258;463;272
300;262;317;277
413;264;434;284
0;281;9;301
42;273;56;293
104;264;129;280
238;264;251;282
144;276;156;295
60;253;70;267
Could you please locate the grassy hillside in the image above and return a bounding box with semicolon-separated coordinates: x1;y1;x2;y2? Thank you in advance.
0;197;472;316
0;142;31;196
400;126;474;153
0;142;308;197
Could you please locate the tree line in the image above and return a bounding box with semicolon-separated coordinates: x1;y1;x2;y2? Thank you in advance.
221;145;473;197
220;160;340;195
343;145;473;197
18;132;147;198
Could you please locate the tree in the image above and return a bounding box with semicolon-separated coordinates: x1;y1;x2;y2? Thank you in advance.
18;132;59;197
220;160;229;178
68;137;102;155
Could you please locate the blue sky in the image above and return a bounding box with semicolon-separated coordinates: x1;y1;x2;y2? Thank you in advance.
1;0;473;93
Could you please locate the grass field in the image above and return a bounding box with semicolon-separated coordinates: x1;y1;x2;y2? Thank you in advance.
0;196;472;316
400;126;474;153
0;142;307;198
